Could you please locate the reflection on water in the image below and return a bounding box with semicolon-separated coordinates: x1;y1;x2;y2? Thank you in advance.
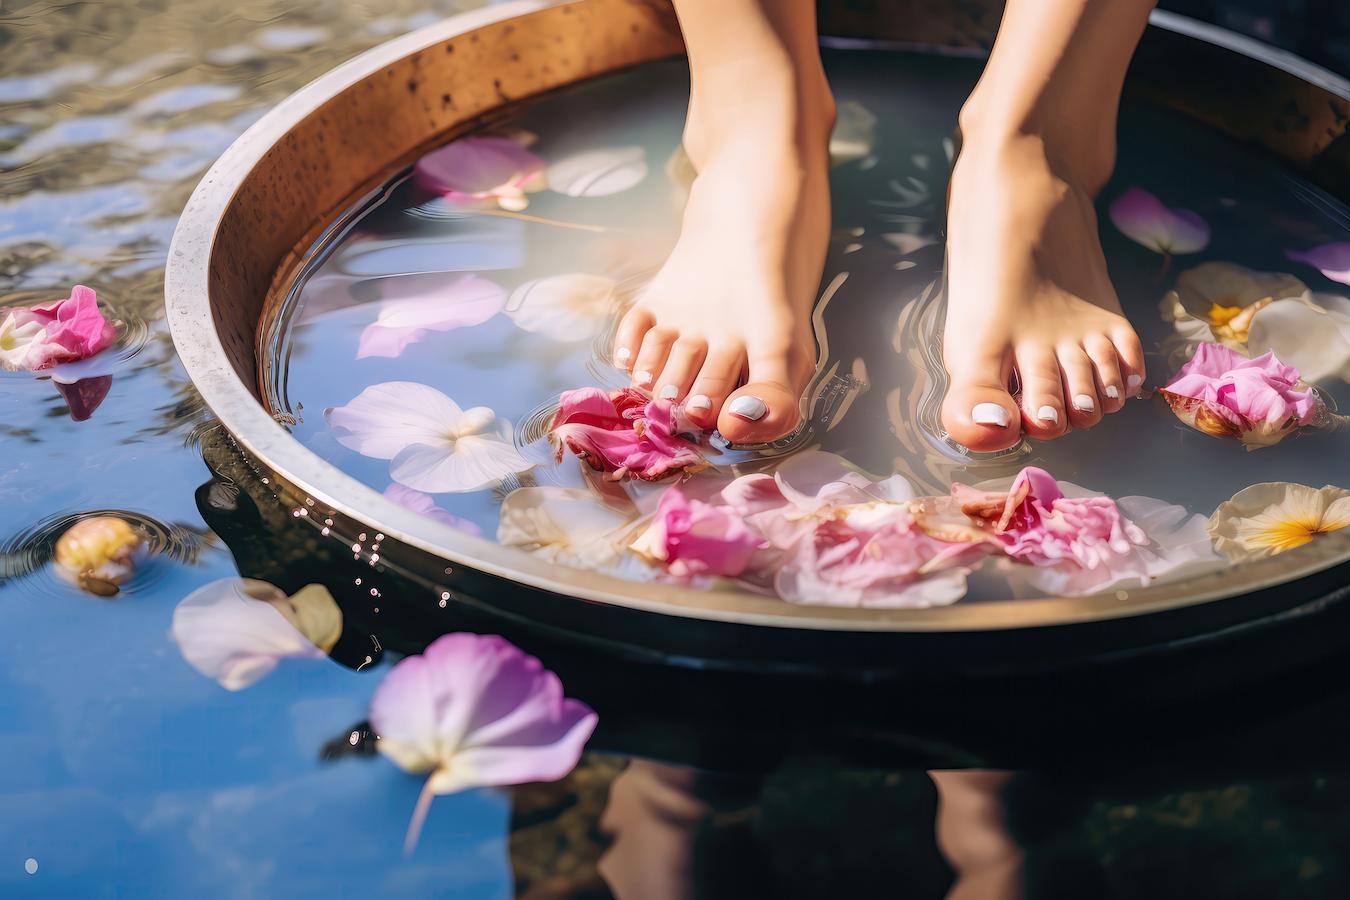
5;0;1350;894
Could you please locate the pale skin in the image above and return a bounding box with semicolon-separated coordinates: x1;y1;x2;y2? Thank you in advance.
612;0;1156;451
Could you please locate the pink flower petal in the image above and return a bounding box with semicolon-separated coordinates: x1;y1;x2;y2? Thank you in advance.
2;285;117;371
414;136;545;209
356;274;506;359
54;375;112;422
1287;243;1350;286
1161;341;1320;447
550;387;706;482
630;486;765;578
369;633;596;793
1109;187;1210;255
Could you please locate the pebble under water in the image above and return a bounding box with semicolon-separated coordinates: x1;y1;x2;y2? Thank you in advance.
6;4;1350;897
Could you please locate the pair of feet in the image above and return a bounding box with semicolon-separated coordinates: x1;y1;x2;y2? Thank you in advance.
612;89;1147;452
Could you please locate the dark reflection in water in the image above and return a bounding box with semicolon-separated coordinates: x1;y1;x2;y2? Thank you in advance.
4;0;1350;894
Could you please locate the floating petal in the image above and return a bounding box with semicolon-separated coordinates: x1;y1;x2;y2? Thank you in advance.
1109;187;1210;254
545;146;648;197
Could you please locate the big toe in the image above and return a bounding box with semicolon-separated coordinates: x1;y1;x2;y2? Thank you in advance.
942;377;1021;452
717;381;802;445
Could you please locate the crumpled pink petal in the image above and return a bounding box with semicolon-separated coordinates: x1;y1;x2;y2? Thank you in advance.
629;486;765;578
1287;242;1350;286
414;136;545;211
550;387;707;482
1160;341;1320;448
952;469;1222;596
955;467;1148;569
0;285;117;372
1109;187;1210;255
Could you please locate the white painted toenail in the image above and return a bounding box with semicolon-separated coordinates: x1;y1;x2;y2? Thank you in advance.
728;396;767;421
658;384;679;400
972;403;1010;427
615;347;631;363
1036;405;1059;424
1105;385;1120;400
1073;394;1096;411
1127;374;1143;390
634;370;653;386
686;394;712;411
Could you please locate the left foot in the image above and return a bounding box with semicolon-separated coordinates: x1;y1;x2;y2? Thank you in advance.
940;133;1147;452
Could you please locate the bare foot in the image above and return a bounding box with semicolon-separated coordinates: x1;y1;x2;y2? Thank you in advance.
612;76;833;444
940;133;1146;452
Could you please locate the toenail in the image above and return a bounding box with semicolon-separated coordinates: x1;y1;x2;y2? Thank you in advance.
657;384;679;400
1073;394;1096;411
728;395;767;421
971;403;1010;427
686;394;712;411
1105;385;1120;400
1127;374;1143;390
615;347;631;364
634;370;653;386
1036;405;1059;424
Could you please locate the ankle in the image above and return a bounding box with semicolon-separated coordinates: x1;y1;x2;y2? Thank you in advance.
957;93;1115;195
683;63;835;172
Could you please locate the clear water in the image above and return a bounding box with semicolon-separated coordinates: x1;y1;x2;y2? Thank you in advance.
280;48;1350;603
6;1;1350;895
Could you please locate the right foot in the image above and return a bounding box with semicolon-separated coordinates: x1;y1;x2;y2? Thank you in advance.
611;77;833;444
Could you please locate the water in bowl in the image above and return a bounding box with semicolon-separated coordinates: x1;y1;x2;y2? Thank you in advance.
274;47;1350;606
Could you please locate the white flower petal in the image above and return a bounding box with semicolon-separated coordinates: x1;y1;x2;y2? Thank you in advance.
545;146;648;197
505;273;617;342
325;382;463;459
497;486;639;567
1248;294;1350;383
391;433;533;493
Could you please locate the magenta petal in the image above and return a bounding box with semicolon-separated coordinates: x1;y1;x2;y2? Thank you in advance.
550;387;705;481
1286;243;1350;286
636;486;764;578
55;375;113;422
22;285;118;371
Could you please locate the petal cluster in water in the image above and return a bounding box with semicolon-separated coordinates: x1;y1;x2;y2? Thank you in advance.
0;285;117;372
368;633;597;854
550;387;708;482
1160;342;1320;448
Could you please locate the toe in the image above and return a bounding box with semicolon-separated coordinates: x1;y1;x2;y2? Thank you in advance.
1085;334;1125;412
686;344;745;428
654;337;707;401
1014;346;1066;440
941;353;1021;452
631;327;676;391
612;307;653;372
717;349;806;444
1059;346;1103;429
1112;327;1147;396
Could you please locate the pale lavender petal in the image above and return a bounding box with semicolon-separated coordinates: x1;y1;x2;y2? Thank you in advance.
390;434;532;493
383;484;483;535
1109;187;1210;255
369;633;597;794
1287;243;1350;286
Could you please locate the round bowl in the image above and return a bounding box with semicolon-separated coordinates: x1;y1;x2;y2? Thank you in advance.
167;0;1350;674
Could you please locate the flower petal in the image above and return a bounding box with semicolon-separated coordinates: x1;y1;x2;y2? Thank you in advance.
545;146;648;197
1109;187;1210;255
391;433;533;493
505;273;617;342
1287;243;1350;286
1247;294;1350;383
325;381;464;459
